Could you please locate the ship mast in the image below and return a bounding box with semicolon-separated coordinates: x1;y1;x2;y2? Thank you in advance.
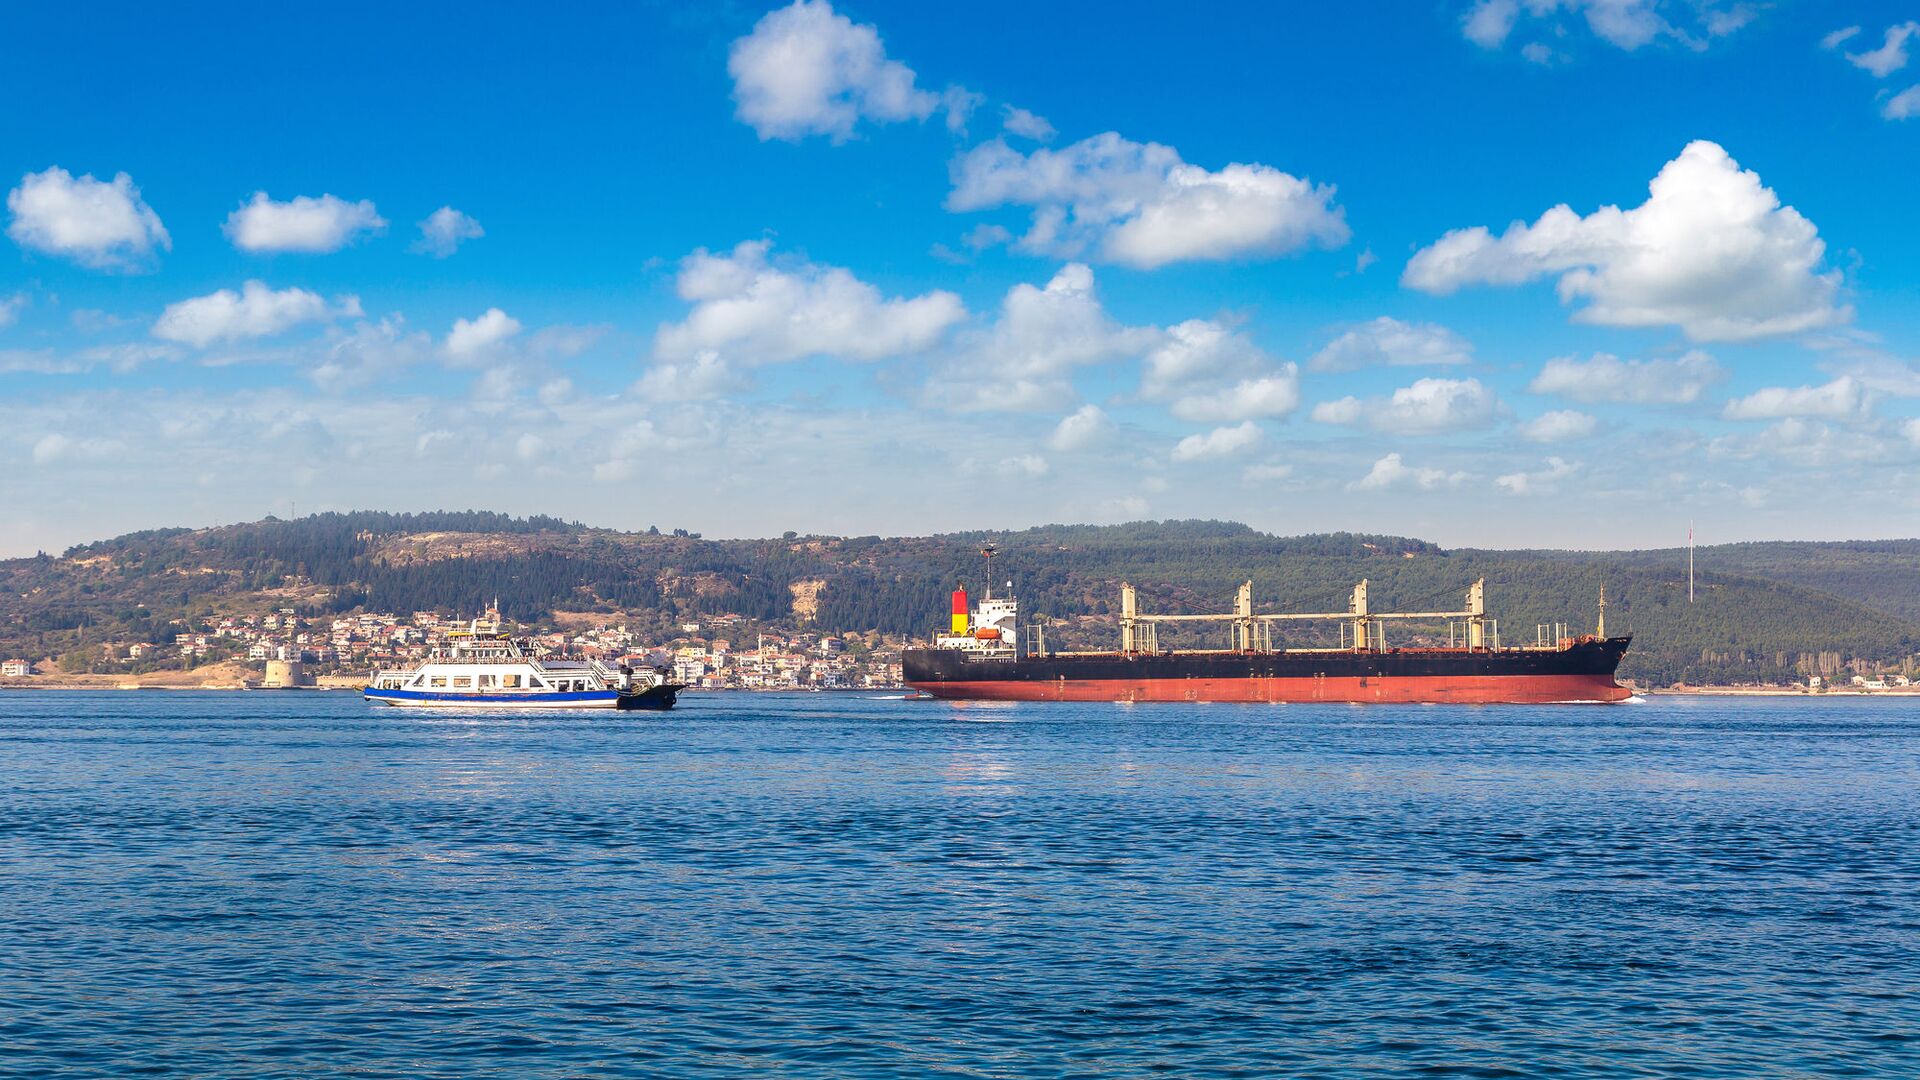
1597;585;1608;639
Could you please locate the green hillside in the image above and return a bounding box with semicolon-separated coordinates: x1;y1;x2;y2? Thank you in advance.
3;512;1916;687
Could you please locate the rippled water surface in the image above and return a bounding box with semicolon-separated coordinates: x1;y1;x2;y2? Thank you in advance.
2;691;1918;1077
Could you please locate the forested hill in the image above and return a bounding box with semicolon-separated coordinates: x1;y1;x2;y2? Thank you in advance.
4;512;1917;686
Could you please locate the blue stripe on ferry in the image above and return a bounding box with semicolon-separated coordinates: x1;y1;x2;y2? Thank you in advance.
364;687;617;704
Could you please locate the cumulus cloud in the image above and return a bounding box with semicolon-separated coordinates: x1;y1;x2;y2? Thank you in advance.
1721;377;1867;421
1846;22;1918;77
1307;317;1474;371
635;351;745;403
1141;319;1269;397
413;206;484;257
1310;377;1499;435
31;432;124;466
655;240;965;366
1884;86;1920;120
6;166;170;271
1496;456;1579;495
948;132;1348;269
1048;403;1116;451
0;293;24;328
1170;372;1301;422
926;262;1157;412
727;0;940;142
1350;452;1468;491
224;192;386;253
1516;409;1598;442
1822;26;1862;51
152;281;341;347
1461;0;1754;53
310;317;433;392
1002;106;1056;142
1527;350;1724;404
1242;462;1295;483
1404;141;1847;341
1172;421;1263;462
444;308;523;364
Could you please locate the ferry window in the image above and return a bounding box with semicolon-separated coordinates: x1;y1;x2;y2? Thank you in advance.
503;674;520;689
478;674;495;689
453;676;471;689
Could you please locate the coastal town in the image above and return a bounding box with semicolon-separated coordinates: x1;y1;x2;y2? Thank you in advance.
0;608;906;691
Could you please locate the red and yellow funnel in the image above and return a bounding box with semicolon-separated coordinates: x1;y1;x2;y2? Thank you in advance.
950;589;969;635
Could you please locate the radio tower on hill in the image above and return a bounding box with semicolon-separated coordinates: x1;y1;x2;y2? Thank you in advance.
1688;522;1695;604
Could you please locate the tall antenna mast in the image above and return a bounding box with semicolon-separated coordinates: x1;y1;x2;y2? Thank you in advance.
1688;522;1695;604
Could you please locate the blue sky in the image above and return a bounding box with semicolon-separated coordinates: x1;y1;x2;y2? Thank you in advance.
4;1;1920;555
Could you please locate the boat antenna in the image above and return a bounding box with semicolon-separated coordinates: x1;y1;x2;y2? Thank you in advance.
979;542;997;599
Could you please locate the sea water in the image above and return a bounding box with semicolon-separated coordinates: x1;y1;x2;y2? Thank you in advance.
0;691;1915;1077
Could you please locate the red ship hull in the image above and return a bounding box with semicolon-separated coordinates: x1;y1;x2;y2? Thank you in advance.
903;636;1634;705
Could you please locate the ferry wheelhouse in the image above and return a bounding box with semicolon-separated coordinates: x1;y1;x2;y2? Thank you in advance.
365;607;680;710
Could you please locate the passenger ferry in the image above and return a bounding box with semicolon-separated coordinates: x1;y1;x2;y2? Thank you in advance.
364;606;681;710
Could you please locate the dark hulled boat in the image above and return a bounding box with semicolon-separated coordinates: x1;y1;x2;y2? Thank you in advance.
903;578;1632;705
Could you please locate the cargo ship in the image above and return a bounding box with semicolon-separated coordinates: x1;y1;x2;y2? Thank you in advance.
903;575;1631;704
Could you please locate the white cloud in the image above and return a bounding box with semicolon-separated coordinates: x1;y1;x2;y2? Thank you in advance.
1350;452;1467;491
926;262;1157;412
413;206;483;257
1170;371;1301;422
1141;318;1269;397
311;316;432;392
636;351;745;403
1461;0;1754;53
152;281;338;347
1404;141;1847;341
1242;462;1295;483
31;432;123;466
1496;456;1579;495
1884;86;1920;120
224;192;385;253
727;0;938;142
948;132;1348;269
1002;105;1056;142
655;240;965;365
1048;403;1116;451
1516;409;1599;442
1527;350;1725;403
1847;22;1918;77
1722;377;1867;421
0;293;24;327
1822;26;1862;50
1307;317;1474;371
941;85;985;135
515;433;547;462
994;453;1049;478
1310;377;1498;435
1463;0;1519;47
6;167;169;271
1904;418;1920;447
1172;421;1263;462
444;308;523;364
